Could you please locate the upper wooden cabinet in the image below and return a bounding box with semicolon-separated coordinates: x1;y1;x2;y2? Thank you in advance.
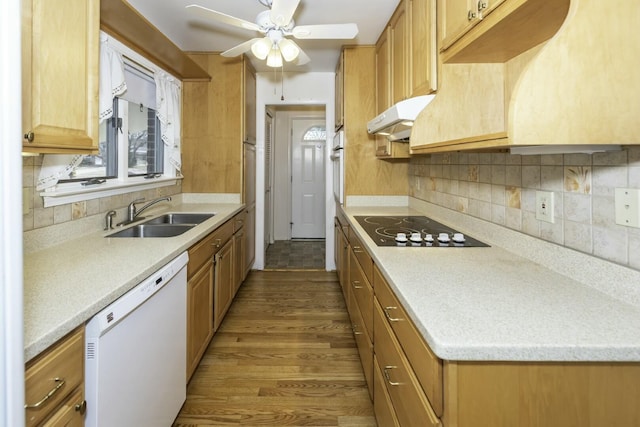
335;52;345;130
22;0;100;154
243;59;256;144
390;0;409;104
375;29;391;114
409;0;438;97
440;0;565;63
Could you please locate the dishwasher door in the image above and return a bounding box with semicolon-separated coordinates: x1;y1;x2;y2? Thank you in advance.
85;252;188;427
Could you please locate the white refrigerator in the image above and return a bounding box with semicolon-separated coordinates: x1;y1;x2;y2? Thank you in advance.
1;0;26;425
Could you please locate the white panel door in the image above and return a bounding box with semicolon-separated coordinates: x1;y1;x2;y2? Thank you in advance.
264;112;274;249
291;119;326;238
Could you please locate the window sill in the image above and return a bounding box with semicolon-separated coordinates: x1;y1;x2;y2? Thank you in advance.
41;176;182;207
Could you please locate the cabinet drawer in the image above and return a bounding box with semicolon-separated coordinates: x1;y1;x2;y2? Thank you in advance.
348;229;373;283
233;210;246;232
374;264;443;416
349;249;373;341
350;289;373;400
25;327;84;427
374;302;441;427
373;355;401;427
187;219;234;278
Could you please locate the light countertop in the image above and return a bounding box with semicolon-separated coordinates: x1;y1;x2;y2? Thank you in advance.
23;201;244;362
341;200;640;362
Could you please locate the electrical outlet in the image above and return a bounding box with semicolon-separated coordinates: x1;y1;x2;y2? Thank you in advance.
535;191;555;223
615;188;640;228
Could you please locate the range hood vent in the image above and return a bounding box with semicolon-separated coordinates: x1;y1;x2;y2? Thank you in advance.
367;95;435;141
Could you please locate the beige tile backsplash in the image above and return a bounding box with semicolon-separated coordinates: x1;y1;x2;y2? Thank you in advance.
409;146;640;271
22;155;182;232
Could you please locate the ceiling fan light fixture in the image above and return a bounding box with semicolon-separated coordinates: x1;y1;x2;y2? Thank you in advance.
266;47;283;67
278;38;300;62
251;37;272;60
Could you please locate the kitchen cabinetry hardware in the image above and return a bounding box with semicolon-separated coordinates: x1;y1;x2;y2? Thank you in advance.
467;10;477;20
75;400;87;415
353;324;363;335
24;378;65;409
383;307;402;322
478;1;488;11
352;280;363;289
353;246;364;253
212;239;222;248
104;210;116;230
24;131;34;143
383;366;401;386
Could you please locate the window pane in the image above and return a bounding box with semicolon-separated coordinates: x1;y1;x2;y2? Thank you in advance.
67;113;118;181
128;101;163;176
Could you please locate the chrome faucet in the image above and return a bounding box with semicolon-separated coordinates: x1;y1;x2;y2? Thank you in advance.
118;196;172;226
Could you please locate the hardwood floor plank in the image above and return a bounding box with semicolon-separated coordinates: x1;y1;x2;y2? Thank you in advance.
173;271;376;427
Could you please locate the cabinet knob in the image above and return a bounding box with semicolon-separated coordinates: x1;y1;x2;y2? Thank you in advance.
478;1;488;11
468;10;477;20
75;400;87;415
212;239;222;248
24;131;35;143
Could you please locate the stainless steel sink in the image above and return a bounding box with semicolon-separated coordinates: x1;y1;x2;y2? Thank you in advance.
142;213;215;225
107;224;195;238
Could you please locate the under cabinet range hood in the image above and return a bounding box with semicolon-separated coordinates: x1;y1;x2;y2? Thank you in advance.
367;95;435;141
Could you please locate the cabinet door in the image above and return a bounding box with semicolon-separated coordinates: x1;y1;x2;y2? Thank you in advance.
373;356;401;427
390;0;409;104
22;0;99;153
441;0;476;50
187;261;214;380
410;0;438;96
40;388;85;427
334;52;344;130
233;227;245;295
243;59;256;144
213;239;234;331
375;28;391;114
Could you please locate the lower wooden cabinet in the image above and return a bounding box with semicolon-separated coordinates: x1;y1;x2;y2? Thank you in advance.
186;258;214;379
25;327;86;427
373;355;401;427
213;238;233;332
186;211;245;381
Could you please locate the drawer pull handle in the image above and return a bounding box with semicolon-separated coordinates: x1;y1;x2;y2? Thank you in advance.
353;245;364;253
383;366;401;386
352;324;363;335
75;400;87;415
352;280;363;289
384;306;402;322
212;238;222;248
24;377;66;409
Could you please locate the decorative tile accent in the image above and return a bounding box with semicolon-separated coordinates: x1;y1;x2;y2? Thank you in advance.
468;165;479;182
506;186;521;209
72;202;87;220
564;166;592;194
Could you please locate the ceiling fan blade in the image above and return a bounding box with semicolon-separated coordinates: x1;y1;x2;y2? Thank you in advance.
270;0;300;27
292;23;359;39
186;4;261;32
294;46;310;66
221;38;261;57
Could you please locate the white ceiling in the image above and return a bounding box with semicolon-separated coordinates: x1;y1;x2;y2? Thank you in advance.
126;0;401;72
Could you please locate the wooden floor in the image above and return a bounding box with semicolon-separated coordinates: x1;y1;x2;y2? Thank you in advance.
173;271;377;427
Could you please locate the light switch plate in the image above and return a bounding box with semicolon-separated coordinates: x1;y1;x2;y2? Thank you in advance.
535;191;555;223
615;188;640;228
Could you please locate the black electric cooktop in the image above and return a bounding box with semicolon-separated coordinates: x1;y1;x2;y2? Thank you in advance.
354;216;489;247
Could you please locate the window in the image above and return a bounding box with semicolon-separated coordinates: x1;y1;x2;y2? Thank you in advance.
39;33;181;208
64;61;163;182
302;125;326;141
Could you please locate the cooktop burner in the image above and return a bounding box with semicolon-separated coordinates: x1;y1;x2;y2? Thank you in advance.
354;216;489;247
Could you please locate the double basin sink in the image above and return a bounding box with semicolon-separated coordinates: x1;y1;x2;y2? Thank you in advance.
107;213;215;238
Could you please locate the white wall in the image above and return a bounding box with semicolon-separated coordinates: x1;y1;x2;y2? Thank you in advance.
255;72;336;270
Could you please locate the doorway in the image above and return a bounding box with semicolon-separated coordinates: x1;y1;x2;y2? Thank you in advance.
264;105;326;270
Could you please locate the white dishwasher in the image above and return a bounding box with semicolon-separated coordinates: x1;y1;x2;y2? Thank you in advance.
85;251;188;427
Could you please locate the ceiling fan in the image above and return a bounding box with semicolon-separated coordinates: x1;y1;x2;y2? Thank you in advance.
186;0;359;67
